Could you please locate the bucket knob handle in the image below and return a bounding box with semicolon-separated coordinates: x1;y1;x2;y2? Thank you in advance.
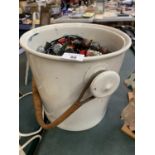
90;71;120;98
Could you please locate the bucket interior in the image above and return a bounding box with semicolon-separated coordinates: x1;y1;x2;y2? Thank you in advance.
26;24;127;54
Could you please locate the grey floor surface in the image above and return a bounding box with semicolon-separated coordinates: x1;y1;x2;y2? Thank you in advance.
19;49;135;155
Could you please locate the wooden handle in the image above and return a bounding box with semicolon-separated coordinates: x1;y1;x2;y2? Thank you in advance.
32;71;103;129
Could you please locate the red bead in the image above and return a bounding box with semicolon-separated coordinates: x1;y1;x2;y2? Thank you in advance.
80;50;86;55
58;37;66;44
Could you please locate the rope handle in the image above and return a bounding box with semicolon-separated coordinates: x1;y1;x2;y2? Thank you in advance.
32;70;104;129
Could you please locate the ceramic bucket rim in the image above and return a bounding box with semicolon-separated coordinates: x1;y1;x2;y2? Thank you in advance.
20;23;132;62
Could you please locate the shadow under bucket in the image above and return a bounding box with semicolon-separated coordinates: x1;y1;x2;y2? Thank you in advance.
20;23;131;131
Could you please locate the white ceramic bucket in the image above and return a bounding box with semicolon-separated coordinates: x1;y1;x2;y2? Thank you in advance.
20;23;131;131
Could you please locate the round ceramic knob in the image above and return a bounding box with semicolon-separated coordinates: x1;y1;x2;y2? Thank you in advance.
90;71;120;98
